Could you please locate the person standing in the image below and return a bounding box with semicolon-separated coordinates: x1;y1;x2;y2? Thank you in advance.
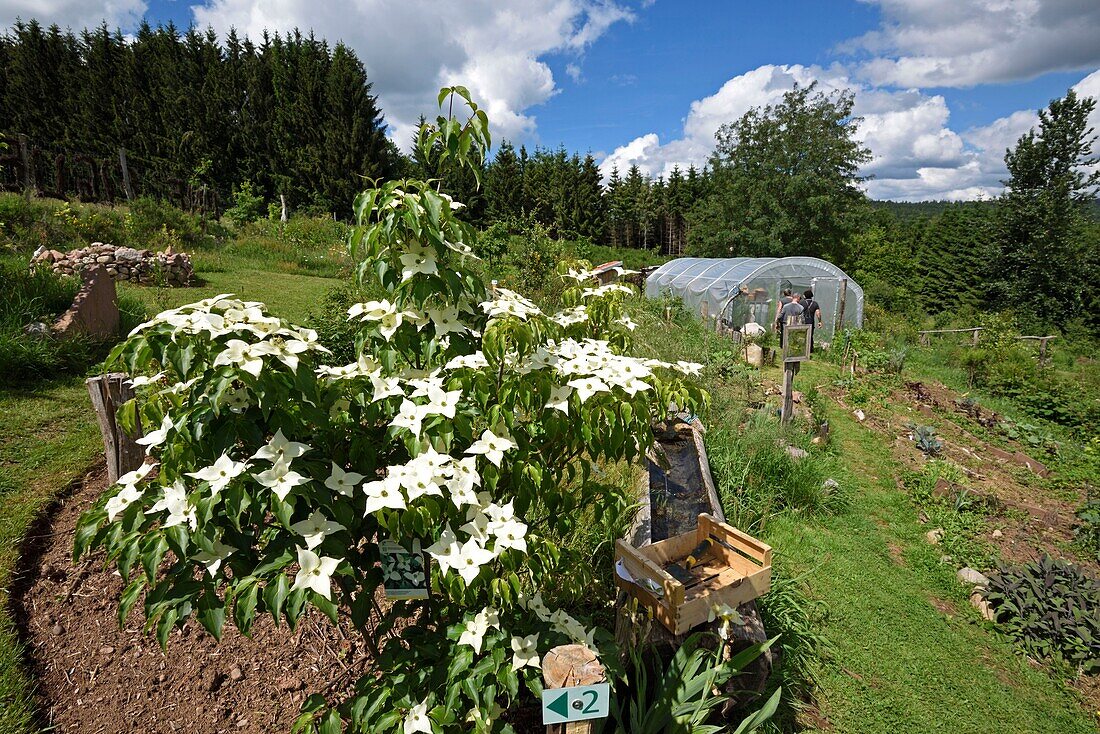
802;289;823;353
774;288;793;334
777;292;804;346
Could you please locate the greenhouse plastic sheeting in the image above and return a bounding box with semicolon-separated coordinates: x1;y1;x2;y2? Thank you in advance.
645;256;864;338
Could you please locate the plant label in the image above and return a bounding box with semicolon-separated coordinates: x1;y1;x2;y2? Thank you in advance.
380;539;428;599
541;683;609;725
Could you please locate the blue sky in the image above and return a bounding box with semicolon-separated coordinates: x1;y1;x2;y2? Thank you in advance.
3;0;1099;200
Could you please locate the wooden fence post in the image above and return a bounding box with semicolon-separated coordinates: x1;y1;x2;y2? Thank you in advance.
971;328;980;346
87;373;144;483
543;645;605;734
119;147;135;201
18;134;33;201
780;361;798;424
836;278;847;331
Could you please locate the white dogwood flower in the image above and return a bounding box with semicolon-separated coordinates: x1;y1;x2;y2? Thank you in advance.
135;414;173;451
399;244;439;281
362;476;407;515
390;399;431;437
290;510;346;549
146;479;197;529
427;306;466;336
252;458;310;501
186;452;248;494
492;518;529;554
454;538;495;584
567;376;610;403
510;634;541;671
480;288;541;320
370;373;405;402
193;539;236;577
213;339;265;377
425;526;461;574
445;352;488;370
252;429;310;462
106;484;143;522
117;461;154;488
457;607;500;654
290;547;340;600
403;700;433;734
545;385;572;414
252;337;311;371
325;462;364;497
464;429;517;467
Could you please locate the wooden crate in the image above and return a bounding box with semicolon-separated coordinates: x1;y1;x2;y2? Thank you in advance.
614;513;772;635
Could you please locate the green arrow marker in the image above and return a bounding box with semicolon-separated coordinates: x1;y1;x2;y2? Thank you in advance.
546;690;570;719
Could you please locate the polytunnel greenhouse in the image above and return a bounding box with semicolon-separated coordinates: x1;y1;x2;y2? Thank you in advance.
644;257;864;338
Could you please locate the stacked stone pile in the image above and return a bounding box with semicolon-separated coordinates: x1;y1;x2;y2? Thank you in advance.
32;243;194;286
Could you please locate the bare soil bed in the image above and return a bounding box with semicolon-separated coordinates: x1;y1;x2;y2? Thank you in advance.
11;464;366;734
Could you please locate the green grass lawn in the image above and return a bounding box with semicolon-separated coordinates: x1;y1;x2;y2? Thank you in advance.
752;360;1095;733
119;251;341;324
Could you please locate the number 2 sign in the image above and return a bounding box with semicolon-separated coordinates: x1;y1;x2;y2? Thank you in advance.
541;683;610;725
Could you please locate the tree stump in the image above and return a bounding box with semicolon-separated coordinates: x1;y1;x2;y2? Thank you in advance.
87;373;144;483
543;645;605;734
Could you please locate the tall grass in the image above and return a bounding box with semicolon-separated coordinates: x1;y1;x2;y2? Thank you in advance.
0;257;146;386
706;413;846;535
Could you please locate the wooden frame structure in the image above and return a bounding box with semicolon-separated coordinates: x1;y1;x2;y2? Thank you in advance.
614;513;771;635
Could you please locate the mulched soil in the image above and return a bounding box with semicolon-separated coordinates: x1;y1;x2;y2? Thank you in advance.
11;463;369;734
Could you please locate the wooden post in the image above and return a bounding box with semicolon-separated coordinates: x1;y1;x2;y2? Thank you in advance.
87;373;144;483
18;134;33;201
780;361;798;424
836;278;847;331
543;645;605;734
971;328;980;346
118;147;135;201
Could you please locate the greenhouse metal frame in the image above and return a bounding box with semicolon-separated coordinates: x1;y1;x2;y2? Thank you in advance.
644;256;864;338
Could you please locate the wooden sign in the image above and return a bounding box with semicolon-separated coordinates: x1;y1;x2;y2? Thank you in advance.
782;324;812;363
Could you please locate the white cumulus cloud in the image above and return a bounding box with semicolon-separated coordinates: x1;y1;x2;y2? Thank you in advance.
845;0;1100;88
599;63;1100;201
0;0;146;31
189;0;634;147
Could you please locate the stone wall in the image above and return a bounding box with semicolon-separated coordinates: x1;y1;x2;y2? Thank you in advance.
32;242;194;286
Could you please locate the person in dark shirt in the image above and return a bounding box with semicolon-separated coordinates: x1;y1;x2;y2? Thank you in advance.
777;292;803;345
802;289;823;352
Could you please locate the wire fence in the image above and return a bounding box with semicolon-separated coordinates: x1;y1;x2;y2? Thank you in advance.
0;134;222;214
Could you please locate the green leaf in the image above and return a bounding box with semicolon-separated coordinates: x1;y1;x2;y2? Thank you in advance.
197;588;227;641
264;573;290;624
73;509;106;562
233;578;260;636
118;576;146;627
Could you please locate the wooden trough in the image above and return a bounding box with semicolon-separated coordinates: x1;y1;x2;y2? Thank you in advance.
615;513;771;635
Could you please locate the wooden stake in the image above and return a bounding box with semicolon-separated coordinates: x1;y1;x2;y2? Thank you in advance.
543;645;605;734
780;362;798;424
86;373;144;483
118;147;135;201
836;278;847;331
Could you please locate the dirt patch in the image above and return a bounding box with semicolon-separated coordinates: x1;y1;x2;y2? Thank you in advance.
928;597;957;617
10;465;370;734
886;542;906;567
861;379;1095;576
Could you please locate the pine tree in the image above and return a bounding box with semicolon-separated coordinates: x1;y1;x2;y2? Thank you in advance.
486;141;524;223
995;89;1100;328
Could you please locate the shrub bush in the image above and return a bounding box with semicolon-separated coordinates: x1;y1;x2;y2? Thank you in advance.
982;555;1099;673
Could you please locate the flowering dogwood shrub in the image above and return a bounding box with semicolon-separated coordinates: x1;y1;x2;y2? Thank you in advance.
76;88;705;733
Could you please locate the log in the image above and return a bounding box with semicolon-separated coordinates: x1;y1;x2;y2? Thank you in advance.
543;645;606;734
87;373;144;483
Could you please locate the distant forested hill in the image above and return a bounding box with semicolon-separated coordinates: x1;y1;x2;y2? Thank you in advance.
0;20;399;214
